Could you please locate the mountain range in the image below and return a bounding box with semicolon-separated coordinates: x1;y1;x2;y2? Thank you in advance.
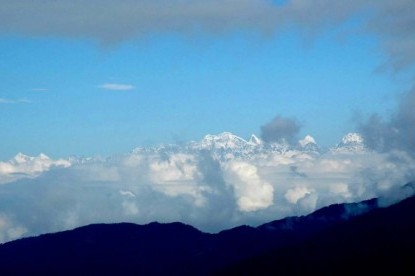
2;131;368;168
0;190;413;275
1;131;368;185
131;131;367;162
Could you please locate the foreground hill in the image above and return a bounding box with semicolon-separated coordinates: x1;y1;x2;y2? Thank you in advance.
219;194;415;275
0;195;413;275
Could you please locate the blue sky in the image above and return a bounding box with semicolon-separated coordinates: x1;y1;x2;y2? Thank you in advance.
0;1;413;159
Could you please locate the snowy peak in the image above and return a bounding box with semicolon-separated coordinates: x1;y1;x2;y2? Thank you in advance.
299;135;316;147
298;135;319;153
128;131;372;162
38;153;50;160
333;133;366;153
341;133;364;144
195;132;248;150
12;153;51;165
248;134;262;146
12;153;33;164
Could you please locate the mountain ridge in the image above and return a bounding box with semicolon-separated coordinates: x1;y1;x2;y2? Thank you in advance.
1;194;412;275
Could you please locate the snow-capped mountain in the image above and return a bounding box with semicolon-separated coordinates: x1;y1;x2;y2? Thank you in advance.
8;153;70;169
185;132;262;160
188;132;249;151
248;134;262;146
332;133;367;153
297;135;319;153
5;132;369;171
128;131;369;162
129;132;322;161
10;152;36;165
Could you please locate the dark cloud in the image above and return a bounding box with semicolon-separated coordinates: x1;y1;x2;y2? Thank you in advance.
290;166;307;178
366;0;415;71
0;0;364;43
260;115;301;144
1;1;414;71
0;0;281;44
358;89;415;155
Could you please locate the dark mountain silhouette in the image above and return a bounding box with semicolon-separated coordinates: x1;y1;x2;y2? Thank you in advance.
0;194;413;275
219;194;415;275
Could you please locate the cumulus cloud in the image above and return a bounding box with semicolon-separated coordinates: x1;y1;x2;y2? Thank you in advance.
260;115;301;144
224;161;273;212
0;134;414;243
0;153;70;184
99;83;135;91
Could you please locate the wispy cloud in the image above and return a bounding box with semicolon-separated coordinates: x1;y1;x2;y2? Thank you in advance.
0;98;30;104
31;88;48;92
99;83;135;91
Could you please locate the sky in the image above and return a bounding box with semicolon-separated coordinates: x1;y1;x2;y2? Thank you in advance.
0;0;413;159
0;0;415;243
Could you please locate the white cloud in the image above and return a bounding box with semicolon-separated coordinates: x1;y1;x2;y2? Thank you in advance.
0;137;414;243
99;83;135;91
119;190;136;198
224;161;274;212
0;98;30;104
148;153;208;207
0;153;71;184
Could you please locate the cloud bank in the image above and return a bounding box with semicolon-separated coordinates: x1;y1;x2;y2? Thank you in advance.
0;133;414;243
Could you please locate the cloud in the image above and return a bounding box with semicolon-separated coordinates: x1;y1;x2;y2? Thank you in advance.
260;115;301;144
0;153;70;184
0;1;414;72
0;134;414;243
99;83;135;91
0;98;30;104
358;88;415;155
284;186;313;204
224;161;273;212
0;0;281;44
365;0;415;71
0;214;27;243
31;88;48;92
